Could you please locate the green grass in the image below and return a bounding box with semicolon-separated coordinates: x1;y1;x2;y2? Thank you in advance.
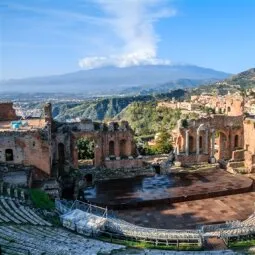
29;189;55;210
50;215;62;226
229;239;255;249
98;236;202;251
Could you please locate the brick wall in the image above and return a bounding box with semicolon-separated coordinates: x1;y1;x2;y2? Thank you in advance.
176;154;210;166
104;158;143;169
0;103;18;121
0;131;52;175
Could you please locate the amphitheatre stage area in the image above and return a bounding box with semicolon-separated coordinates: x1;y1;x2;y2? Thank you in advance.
83;169;253;209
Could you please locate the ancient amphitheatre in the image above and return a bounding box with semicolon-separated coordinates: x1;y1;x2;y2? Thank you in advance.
1;91;255;254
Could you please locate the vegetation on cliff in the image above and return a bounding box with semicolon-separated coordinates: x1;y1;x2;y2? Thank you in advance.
191;68;255;96
116;102;182;137
53;89;186;122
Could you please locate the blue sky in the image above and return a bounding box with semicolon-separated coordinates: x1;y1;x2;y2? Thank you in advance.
1;0;255;79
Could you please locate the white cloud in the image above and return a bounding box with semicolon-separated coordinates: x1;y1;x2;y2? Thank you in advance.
79;0;175;69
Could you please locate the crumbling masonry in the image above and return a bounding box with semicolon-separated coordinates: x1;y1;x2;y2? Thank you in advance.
172;95;255;172
0;102;142;181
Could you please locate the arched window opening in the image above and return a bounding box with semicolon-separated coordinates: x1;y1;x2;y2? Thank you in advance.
109;141;115;156
85;174;93;185
189;136;194;153
58;143;65;164
199;136;203;152
120;139;128;158
76;137;95;168
234;135;239;148
5;149;13;161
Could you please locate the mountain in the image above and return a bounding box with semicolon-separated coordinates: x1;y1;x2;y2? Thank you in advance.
224;68;255;88
191;67;255;95
0;65;230;95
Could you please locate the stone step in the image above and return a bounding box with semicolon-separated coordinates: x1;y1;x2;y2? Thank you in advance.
234;167;248;174
0;225;124;255
228;161;245;169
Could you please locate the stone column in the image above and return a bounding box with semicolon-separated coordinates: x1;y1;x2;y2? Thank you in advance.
176;145;180;155
185;130;189;156
176;136;180;155
205;129;209;154
196;129;200;155
210;129;215;158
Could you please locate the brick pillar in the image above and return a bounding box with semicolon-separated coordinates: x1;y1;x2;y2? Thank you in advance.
211;130;215;157
205;129;209;154
196;130;200;155
185;130;189;156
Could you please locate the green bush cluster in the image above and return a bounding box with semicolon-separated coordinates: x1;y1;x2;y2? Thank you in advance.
29;189;55;210
77;138;95;160
118;101;181;137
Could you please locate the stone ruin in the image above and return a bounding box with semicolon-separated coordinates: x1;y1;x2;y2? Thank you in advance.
0;102;143;185
172;95;255;173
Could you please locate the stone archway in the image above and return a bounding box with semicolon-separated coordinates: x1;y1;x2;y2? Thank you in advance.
85;174;93;185
109;141;115;156
76;137;95;167
58;143;65;176
217;131;229;160
58;143;65;164
234;135;239;148
189;136;195;153
120;139;128;158
5;149;13;161
199;136;203;153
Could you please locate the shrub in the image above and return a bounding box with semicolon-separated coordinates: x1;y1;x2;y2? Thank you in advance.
29;189;55;210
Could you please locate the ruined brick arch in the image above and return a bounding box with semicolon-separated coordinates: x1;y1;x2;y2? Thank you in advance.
216;130;229;160
71;132;98;168
234;134;239;148
109;141;115;156
189;136;195;153
58;143;65;164
120;139;128;158
5;149;13;161
57;143;65;176
84;173;93;184
199;136;203;153
175;135;182;153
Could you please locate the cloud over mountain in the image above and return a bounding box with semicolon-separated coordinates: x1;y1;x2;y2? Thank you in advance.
79;0;175;69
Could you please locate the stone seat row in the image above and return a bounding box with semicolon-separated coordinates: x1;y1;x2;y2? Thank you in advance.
0;197;51;226
0;225;123;255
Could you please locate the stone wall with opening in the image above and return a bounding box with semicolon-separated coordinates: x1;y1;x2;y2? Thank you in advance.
173;115;244;166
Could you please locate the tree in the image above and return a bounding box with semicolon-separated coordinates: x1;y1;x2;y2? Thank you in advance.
77;138;95;160
154;130;173;154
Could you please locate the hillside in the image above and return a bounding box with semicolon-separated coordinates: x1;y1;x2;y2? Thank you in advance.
0;65;230;94
115;101;182;137
53;89;187;121
191;68;255;95
225;68;255;88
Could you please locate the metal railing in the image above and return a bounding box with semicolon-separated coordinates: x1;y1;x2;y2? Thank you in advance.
56;199;202;246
